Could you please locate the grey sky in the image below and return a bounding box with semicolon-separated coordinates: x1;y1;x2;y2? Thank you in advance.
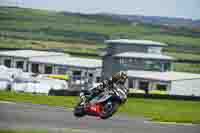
1;0;200;20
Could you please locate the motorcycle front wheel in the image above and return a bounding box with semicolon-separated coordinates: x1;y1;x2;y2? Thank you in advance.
99;101;119;119
73;102;86;118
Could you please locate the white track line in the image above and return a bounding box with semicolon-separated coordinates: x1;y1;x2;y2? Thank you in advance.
0;101;16;104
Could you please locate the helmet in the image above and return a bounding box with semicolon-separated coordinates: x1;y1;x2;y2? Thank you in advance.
112;71;128;83
120;71;128;80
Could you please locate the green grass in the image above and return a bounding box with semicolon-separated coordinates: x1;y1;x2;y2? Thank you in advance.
0;91;78;108
0;91;200;123
0;129;83;133
0;38;105;55
173;63;200;73
119;98;200;124
165;52;200;61
141;34;200;47
0;7;200;46
0;129;48;133
0;128;85;133
1;7;200;63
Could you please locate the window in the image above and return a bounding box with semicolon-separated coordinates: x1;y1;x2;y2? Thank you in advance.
164;62;171;72
16;61;24;69
148;47;162;54
128;79;134;88
89;73;93;77
57;67;67;74
156;84;167;91
128;58;133;63
4;59;11;68
45;65;53;74
73;71;81;76
139;81;149;90
96;77;101;83
144;60;162;71
31;63;39;73
73;71;82;80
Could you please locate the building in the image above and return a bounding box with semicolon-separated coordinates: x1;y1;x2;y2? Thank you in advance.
128;70;200;96
102;39;200;96
0;50;64;72
102;39;173;79
29;55;102;84
0;50;102;88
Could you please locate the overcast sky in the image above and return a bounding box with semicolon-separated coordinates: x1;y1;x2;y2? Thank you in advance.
1;0;200;20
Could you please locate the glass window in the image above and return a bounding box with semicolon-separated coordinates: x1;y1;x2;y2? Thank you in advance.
4;59;11;68
156;84;167;91
128;58;133;63
144;60;162;71
16;61;24;69
128;79;134;88
45;65;53;74
120;58;124;64
31;63;39;73
96;77;101;83
57;67;67;74
139;81;149;90
148;47;162;54
73;71;82;80
89;73;93;77
164;62;171;71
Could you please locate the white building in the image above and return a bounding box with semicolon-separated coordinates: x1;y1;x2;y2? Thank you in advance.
29;55;102;84
0;50;102;88
0;50;64;72
128;70;200;96
103;39;200;96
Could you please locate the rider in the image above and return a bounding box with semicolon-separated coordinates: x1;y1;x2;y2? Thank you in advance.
80;71;128;105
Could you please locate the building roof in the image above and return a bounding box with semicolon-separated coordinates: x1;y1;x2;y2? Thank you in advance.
0;50;65;58
114;52;174;60
105;39;167;47
29;55;102;69
127;70;200;82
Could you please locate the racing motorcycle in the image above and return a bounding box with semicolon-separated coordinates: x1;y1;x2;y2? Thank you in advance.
73;78;128;119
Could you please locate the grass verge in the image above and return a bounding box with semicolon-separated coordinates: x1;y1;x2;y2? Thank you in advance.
0;129;82;133
0;91;200;124
0;91;78;108
0;129;48;133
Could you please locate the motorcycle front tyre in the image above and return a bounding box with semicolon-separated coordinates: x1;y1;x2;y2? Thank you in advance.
73;102;86;118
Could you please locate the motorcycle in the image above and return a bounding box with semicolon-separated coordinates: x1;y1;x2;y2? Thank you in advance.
73;80;128;119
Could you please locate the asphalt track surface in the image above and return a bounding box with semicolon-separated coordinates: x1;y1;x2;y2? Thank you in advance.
0;102;200;133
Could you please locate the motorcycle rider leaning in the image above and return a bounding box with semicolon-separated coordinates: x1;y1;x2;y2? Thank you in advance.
80;71;128;105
